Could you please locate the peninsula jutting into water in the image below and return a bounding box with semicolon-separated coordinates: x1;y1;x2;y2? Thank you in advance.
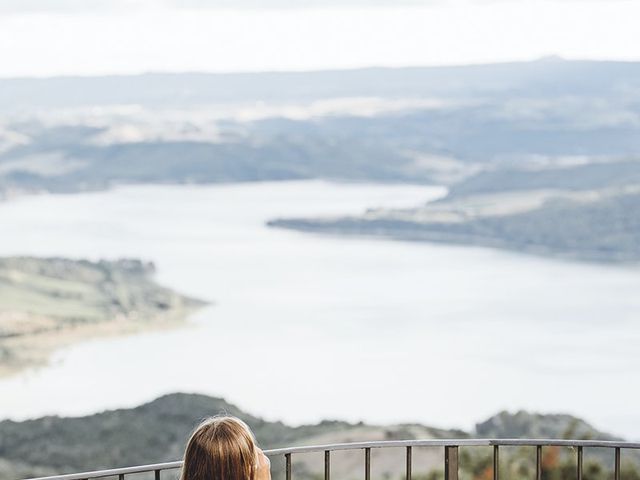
0;256;205;377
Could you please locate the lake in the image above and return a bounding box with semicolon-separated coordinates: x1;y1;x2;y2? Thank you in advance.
1;180;639;439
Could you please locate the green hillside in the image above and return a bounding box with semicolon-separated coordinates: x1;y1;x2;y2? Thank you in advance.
0;393;630;480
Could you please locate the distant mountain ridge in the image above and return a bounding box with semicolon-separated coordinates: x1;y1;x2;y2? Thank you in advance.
3;59;640;200
2;59;640;111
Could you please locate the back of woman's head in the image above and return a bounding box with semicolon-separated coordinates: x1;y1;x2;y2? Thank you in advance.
181;416;258;480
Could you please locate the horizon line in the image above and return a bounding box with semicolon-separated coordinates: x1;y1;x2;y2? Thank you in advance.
2;55;640;82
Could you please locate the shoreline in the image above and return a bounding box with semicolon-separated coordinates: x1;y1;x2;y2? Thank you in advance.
268;220;640;267
0;304;205;379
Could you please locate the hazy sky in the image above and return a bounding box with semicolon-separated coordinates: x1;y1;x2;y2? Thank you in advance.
0;0;639;77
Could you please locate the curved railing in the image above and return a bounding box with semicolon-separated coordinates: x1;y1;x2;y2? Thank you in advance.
22;438;640;480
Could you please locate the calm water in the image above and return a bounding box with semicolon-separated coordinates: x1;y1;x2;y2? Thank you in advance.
1;181;639;438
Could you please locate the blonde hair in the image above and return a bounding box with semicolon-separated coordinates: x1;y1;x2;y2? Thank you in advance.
180;416;258;480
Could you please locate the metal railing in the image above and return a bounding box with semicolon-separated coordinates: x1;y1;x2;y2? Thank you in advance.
22;439;640;480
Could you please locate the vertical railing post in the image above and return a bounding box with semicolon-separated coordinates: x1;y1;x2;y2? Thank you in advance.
444;446;458;480
285;453;291;480
535;446;542;480
364;448;371;480
406;446;412;480
615;448;621;480
154;470;160;480
576;446;583;480
493;445;499;480
324;450;330;480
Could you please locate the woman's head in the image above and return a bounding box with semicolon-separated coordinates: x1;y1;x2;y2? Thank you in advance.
181;416;268;480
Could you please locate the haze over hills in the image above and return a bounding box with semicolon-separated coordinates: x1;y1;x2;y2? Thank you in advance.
1;59;640;198
2;59;639;110
0;393;624;480
2;59;640;263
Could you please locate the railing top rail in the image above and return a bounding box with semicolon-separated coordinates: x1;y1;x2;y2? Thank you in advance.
21;461;184;480
22;438;640;480
266;438;640;455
